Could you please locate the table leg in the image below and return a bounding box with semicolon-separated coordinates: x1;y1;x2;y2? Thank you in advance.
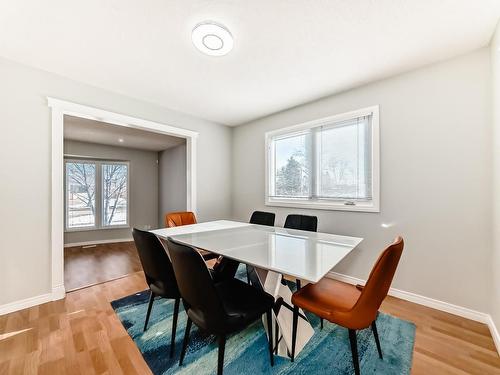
255;268;314;358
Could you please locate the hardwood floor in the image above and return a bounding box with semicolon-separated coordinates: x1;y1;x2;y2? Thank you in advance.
380;297;500;374
0;272;151;375
64;242;142;291
0;272;499;374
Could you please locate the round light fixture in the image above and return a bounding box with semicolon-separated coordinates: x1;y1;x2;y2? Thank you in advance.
192;21;233;56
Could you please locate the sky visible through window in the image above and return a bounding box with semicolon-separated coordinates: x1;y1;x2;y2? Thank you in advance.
272;116;371;200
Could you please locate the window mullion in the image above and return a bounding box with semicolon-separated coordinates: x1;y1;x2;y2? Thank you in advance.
272;140;276;196
96;161;102;229
310;127;319;200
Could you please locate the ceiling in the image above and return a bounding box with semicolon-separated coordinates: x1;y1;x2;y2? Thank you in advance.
1;1;499;126
64;115;185;151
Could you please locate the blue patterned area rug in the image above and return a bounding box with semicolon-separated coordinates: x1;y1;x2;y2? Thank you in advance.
111;283;415;375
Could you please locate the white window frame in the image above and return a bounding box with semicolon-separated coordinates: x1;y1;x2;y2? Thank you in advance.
265;105;380;212
64;158;130;231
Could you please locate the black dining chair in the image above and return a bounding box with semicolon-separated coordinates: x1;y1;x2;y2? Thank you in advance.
211;211;278;285
166;237;275;375
244;211;277;284
211;256;241;282
284;214;318;291
284;214;318;232
250;211;276;226
284;214;318;290
282;214;321;329
132;228;181;358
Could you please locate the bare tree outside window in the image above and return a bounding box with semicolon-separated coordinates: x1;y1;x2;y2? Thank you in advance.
318;120;371;199
65;160;129;230
102;163;128;226
66;162;96;228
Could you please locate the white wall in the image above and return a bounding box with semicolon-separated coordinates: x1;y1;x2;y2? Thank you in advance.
491;22;500;335
63;140;159;244
0;57;232;306
232;48;492;312
0;43;496;323
158;142;187;226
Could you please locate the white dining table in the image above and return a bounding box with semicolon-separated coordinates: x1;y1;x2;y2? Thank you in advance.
151;220;363;357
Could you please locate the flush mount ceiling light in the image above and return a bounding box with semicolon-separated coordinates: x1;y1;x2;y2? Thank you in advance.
192;21;233;56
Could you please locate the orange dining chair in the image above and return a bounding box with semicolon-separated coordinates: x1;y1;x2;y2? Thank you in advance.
164;211;218;261
165;211;197;228
290;237;405;375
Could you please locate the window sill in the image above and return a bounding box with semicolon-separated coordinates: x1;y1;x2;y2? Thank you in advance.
265;198;380;213
65;225;130;233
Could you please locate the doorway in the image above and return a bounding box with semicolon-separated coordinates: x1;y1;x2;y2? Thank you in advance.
49;98;198;298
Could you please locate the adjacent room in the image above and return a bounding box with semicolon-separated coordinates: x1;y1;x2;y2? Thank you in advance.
63;116;187;290
1;1;500;375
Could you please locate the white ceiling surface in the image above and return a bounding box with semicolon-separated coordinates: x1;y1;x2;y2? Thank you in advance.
0;1;499;126
64;116;185;152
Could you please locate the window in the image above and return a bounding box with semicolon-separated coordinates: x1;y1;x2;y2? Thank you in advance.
266;106;379;212
274;131;311;198
102;163;128;226
65;159;129;230
66;161;96;228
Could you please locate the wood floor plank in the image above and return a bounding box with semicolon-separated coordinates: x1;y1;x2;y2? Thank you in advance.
0;241;499;374
64;242;142;292
412;350;472;375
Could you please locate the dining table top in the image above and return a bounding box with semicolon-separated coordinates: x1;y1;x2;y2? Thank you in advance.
151;220;363;283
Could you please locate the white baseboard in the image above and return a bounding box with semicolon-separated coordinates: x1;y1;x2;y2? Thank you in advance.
1;239;132;316
327;271;489;323
52;284;66;300
1;267;498;357
487;315;500;355
64;238;133;248
0;287;65;316
327;271;499;355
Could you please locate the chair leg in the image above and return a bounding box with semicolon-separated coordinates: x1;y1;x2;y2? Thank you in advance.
170;298;180;358
320;318;324;330
266;310;274;366
348;329;360;375
291;304;299;362
296;279;301;290
246;265;251;284
274;318;279;355
143;290;155;331
371;320;383;359
217;335;226;375
179;317;192;366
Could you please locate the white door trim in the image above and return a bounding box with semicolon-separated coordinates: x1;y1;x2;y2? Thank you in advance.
48;97;198;300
